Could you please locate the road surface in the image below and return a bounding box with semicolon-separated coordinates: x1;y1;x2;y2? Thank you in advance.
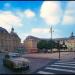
0;53;56;74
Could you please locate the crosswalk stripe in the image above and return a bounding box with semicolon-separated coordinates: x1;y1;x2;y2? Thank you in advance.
54;63;75;66
45;67;75;73
37;71;54;74
56;61;75;64
50;64;75;69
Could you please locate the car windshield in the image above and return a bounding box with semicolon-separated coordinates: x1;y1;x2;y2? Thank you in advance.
10;54;21;58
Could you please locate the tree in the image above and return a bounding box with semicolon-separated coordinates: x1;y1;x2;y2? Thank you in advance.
37;40;56;53
47;40;56;49
37;40;48;52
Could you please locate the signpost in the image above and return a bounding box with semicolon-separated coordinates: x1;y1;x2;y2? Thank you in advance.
57;41;60;60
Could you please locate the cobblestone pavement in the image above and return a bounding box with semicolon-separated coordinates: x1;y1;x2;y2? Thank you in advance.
22;52;75;61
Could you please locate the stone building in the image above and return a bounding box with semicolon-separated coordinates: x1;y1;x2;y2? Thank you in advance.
24;36;40;53
24;32;75;53
65;32;75;50
0;27;21;52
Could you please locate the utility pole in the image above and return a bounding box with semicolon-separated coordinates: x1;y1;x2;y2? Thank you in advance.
49;26;54;53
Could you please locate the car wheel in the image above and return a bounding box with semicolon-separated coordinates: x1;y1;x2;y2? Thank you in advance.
3;60;6;66
9;62;14;69
5;61;14;69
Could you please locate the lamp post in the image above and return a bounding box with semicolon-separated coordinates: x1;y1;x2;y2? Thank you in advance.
49;26;54;53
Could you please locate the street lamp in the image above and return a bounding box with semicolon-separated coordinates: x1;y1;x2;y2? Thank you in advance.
49;26;54;53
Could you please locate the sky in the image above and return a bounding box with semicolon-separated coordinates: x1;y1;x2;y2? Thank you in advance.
0;1;75;43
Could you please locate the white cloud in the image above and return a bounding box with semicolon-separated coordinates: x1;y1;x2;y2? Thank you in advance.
31;28;62;38
40;1;63;25
31;28;50;34
31;32;62;39
24;9;35;18
19;28;63;43
62;16;75;25
62;1;75;25
0;11;23;32
14;9;24;18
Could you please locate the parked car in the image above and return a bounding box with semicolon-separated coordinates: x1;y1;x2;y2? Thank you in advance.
3;52;30;70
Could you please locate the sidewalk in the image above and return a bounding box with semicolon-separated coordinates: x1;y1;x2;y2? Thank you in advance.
22;52;75;62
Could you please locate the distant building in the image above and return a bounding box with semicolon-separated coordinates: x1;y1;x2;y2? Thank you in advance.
0;27;21;52
65;32;75;50
24;36;40;53
24;32;75;53
15;43;27;54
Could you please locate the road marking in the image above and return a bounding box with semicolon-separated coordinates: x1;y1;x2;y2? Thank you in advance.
37;71;54;74
50;64;75;69
57;61;75;64
54;63;75;66
45;67;75;73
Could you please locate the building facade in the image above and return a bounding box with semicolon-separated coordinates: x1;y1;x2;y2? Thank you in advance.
24;32;75;53
24;36;40;53
0;27;21;52
65;32;75;51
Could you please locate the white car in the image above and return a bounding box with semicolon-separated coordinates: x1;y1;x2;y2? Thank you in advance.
3;52;30;70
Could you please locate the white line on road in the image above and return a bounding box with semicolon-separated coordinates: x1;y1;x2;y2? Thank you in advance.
37;71;54;74
50;64;75;69
54;63;75;66
57;61;75;64
45;67;75;73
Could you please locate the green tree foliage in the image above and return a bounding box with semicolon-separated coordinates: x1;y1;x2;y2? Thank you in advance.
37;40;57;52
37;40;48;49
47;40;56;49
37;40;67;53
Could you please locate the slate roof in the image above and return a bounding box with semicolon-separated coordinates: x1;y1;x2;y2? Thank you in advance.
0;27;8;33
10;32;20;39
25;35;75;41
